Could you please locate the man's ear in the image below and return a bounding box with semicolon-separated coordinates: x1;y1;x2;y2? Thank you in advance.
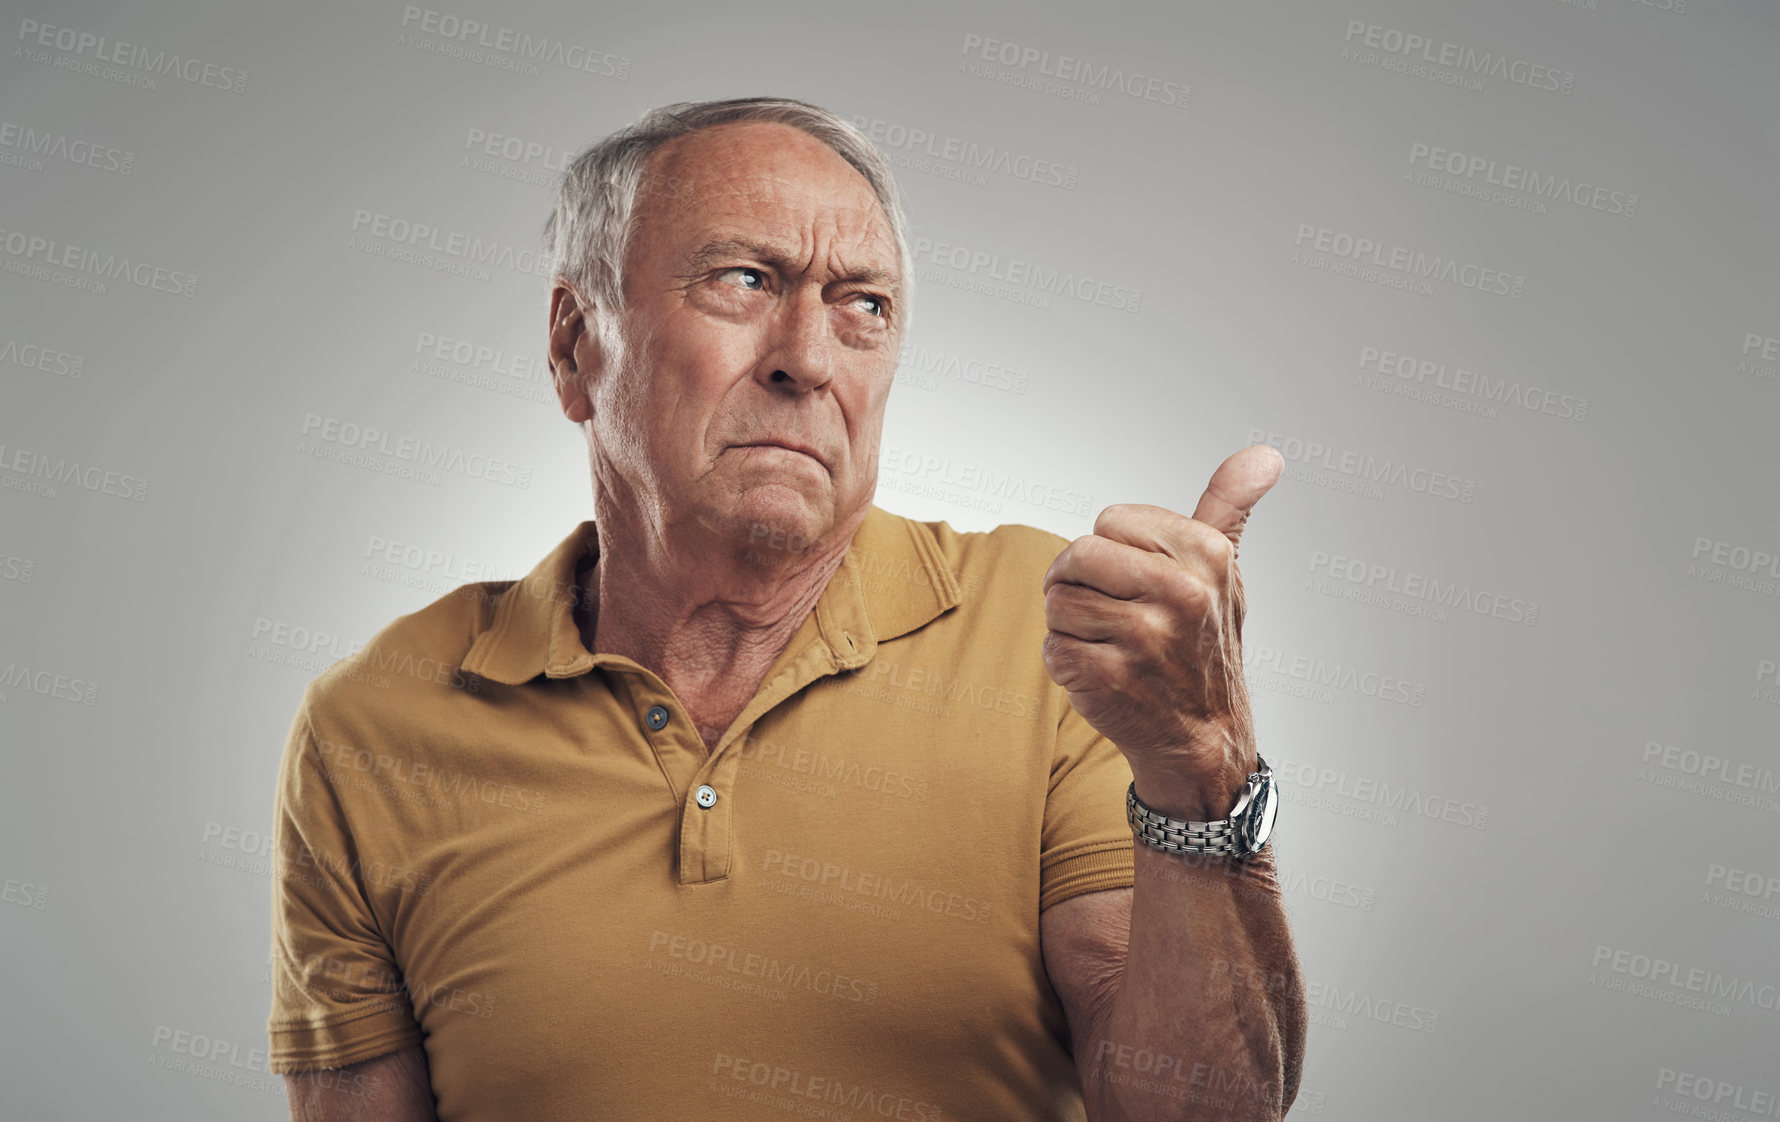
547;283;599;424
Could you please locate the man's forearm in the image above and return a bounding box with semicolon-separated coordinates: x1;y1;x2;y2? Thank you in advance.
1087;771;1308;1122
285;1043;439;1122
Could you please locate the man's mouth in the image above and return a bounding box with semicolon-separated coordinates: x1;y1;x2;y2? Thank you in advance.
734;441;824;465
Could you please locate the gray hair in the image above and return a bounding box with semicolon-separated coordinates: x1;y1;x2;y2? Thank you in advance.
542;96;915;364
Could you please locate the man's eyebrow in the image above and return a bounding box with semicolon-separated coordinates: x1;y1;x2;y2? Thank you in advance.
681;237;786;275
681;237;901;293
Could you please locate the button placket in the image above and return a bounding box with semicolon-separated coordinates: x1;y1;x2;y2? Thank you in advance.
618;678;699;802
679;747;742;884
670;571;881;884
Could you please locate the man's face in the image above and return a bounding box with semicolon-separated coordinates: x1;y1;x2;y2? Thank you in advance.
552;120;903;563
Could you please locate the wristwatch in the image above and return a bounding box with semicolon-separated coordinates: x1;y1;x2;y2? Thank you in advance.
1126;755;1278;858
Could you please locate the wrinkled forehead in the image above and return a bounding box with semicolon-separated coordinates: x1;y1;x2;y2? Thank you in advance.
631;122;900;278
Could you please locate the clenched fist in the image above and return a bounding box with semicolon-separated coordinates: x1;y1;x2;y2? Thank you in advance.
1040;444;1283;820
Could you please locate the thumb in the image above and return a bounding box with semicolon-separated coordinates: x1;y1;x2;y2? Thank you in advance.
1190;444;1284;555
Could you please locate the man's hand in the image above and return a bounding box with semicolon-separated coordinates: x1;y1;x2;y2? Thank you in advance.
1040;444;1283;820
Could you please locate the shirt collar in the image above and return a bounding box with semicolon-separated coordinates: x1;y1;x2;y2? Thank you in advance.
460;503;963;686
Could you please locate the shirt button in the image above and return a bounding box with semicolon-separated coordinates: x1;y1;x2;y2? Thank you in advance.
695;785;718;809
644;705;668;731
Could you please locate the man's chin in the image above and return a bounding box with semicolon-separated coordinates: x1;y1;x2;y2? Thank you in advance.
703;489;833;564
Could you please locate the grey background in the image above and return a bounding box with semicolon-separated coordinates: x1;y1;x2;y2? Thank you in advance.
2;0;1777;1117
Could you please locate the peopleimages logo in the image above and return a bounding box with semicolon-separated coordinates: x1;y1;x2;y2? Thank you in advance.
1743;332;1780;383
463;127;572;171
1357;345;1588;423
1405;142;1638;218
877;446;1093;517
1308;549;1540;626
710;1051;943;1121
0;334;83;379
1641;740;1780;796
1744;333;1780;363
911;233;1142;312
0;121;134;174
397;7;630;78
847;113;1080;190
1247;428;1477;503
1243;644;1428;708
1294;225;1526;299
0;224;198;297
1341;20;1575;95
0;440;149;501
413;331;543;380
349;210;549;278
0;662;99;706
896;342;1030;394
15;19;249;92
1655;1069;1778;1118
298;413;534;489
365;535;508;583
1270;756;1489;830
958;32;1190;108
1591;944;1780;1014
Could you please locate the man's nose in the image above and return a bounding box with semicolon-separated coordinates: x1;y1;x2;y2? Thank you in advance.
755;287;833;393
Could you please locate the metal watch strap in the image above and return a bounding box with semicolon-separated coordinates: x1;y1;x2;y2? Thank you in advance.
1127;755;1272;857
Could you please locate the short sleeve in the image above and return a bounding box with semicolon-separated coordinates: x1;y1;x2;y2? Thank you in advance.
1038;699;1137;912
266;692;424;1073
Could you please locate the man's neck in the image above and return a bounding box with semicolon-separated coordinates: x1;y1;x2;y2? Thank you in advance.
579;503;862;748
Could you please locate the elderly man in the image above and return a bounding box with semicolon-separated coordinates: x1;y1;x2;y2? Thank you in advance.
268;97;1306;1121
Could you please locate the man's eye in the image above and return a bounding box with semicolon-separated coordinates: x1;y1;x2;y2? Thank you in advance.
719;267;766;291
855;294;885;317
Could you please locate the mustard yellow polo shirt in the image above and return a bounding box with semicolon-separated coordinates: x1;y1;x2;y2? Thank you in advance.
267;502;1138;1120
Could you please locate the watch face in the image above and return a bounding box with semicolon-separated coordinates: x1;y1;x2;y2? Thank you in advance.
1245;778;1278;852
